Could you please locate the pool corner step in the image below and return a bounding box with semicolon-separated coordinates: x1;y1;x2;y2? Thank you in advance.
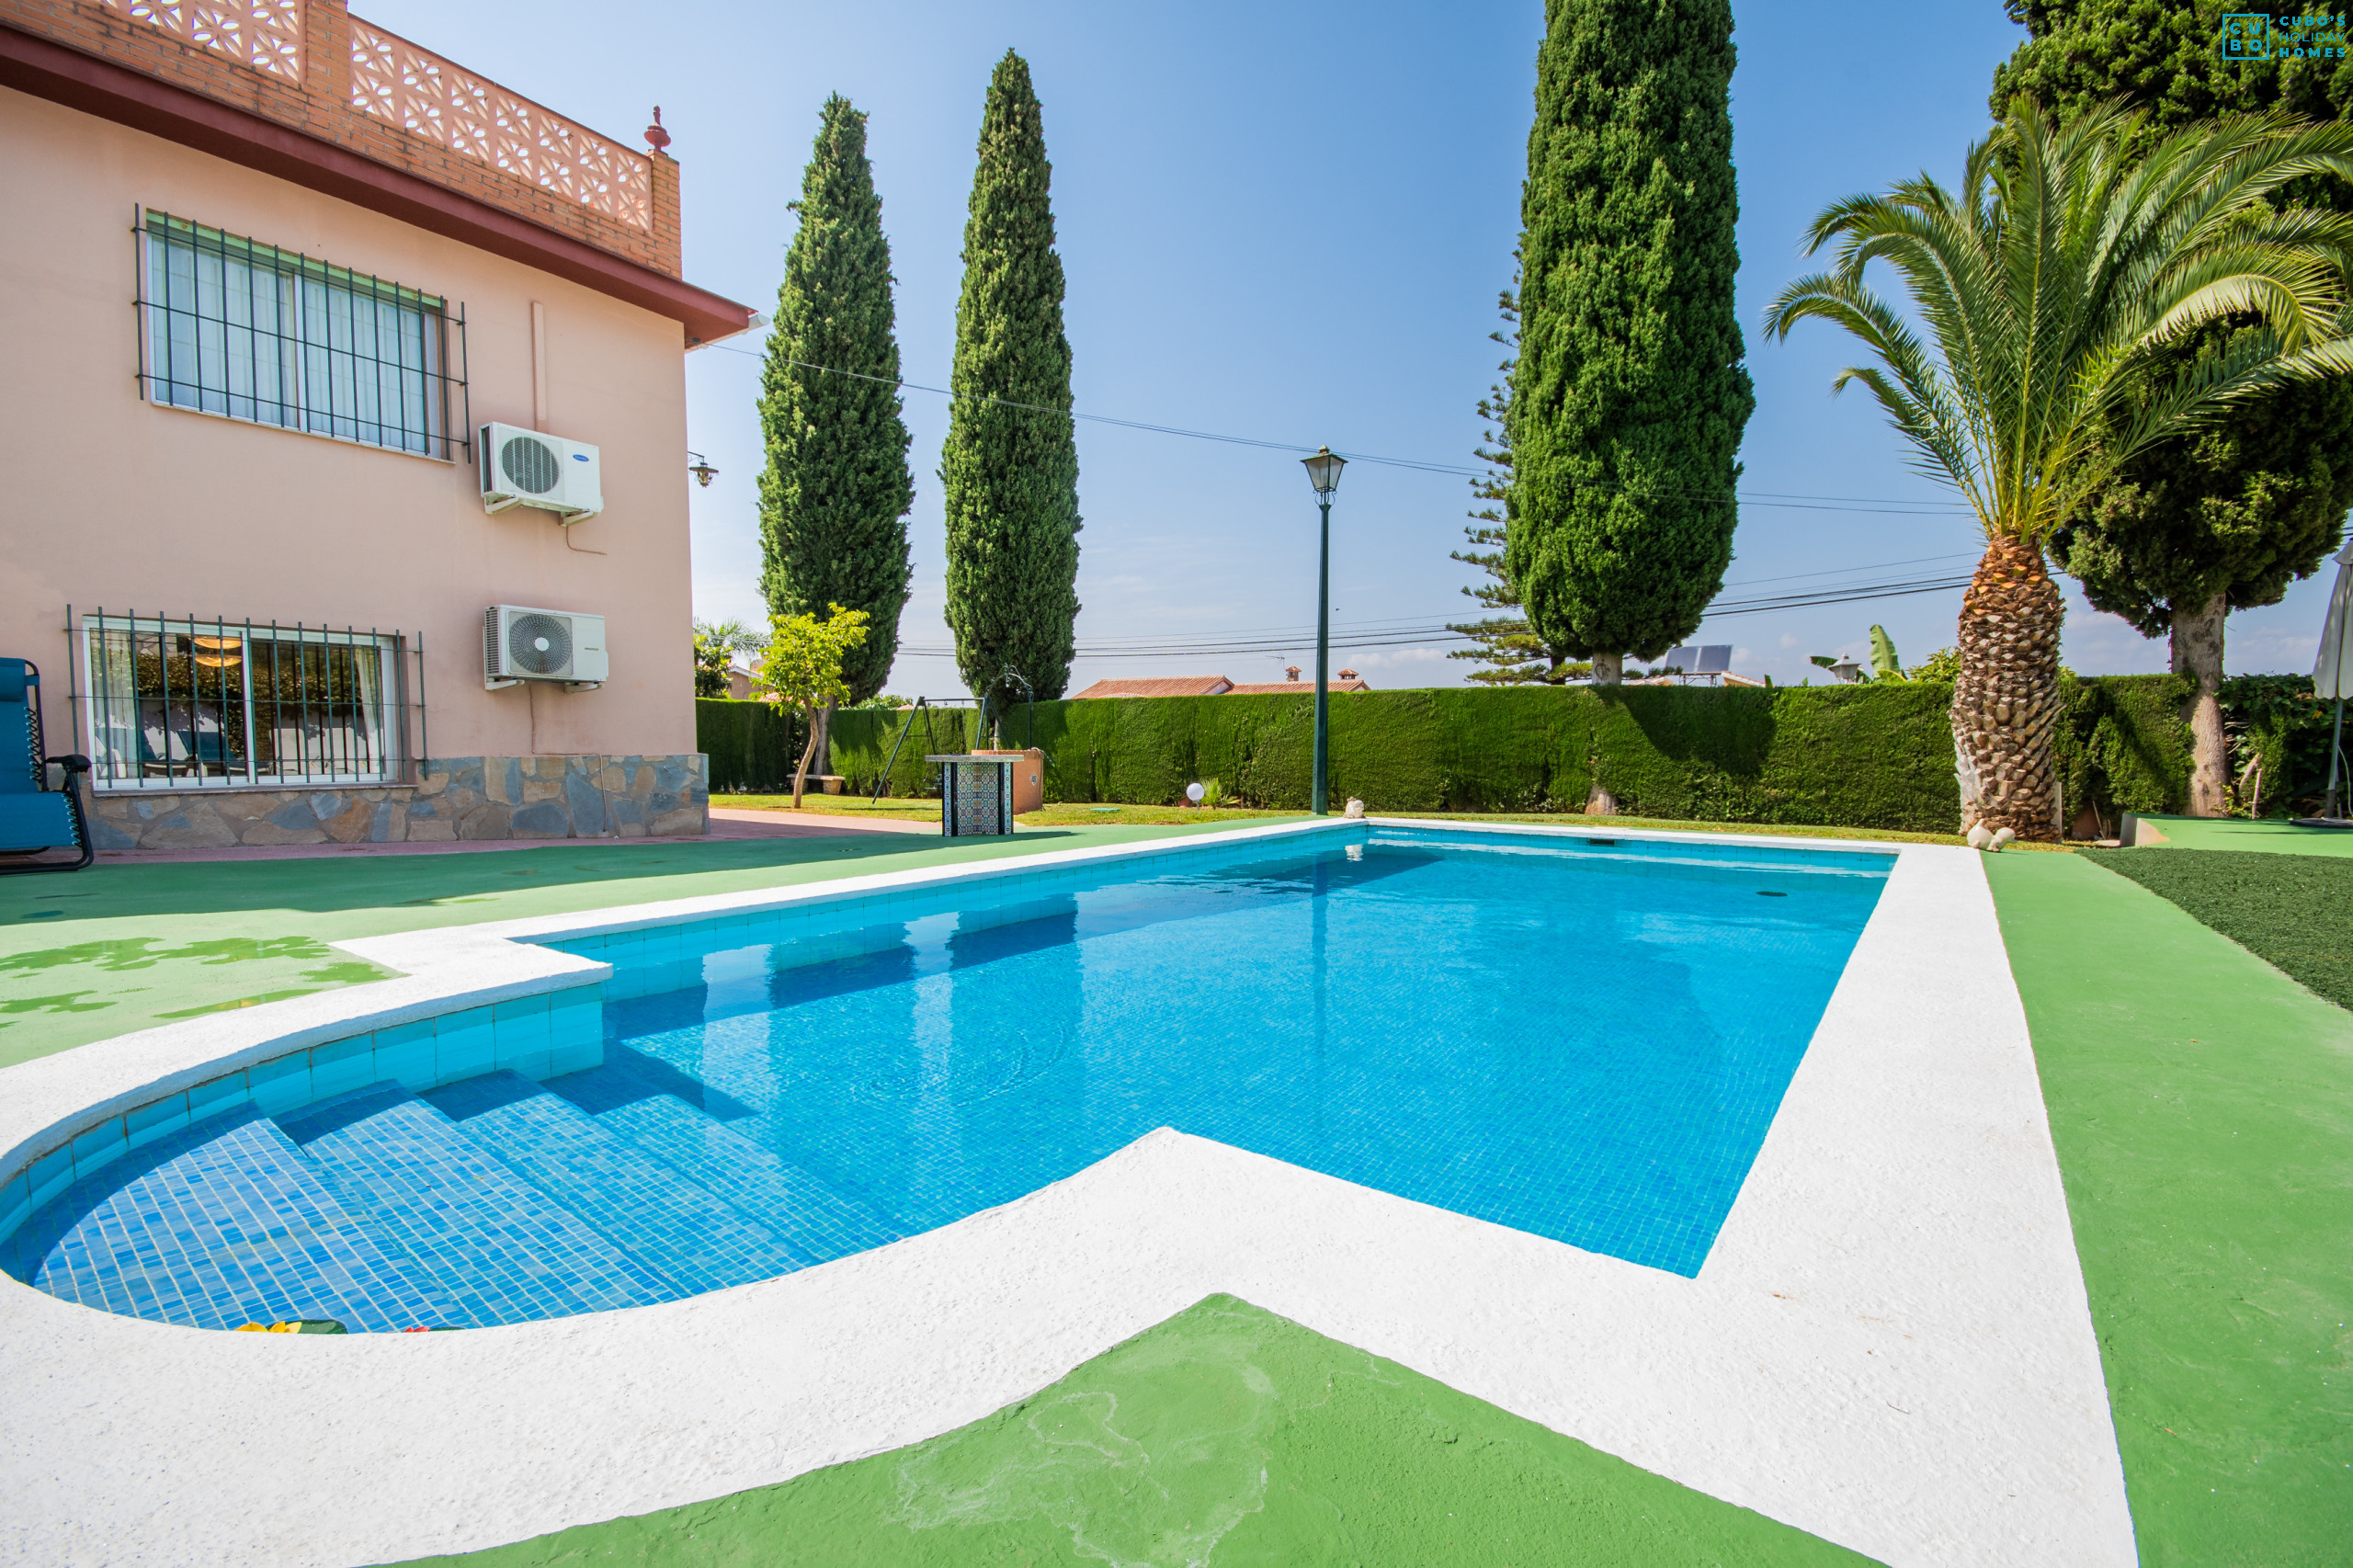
11;1108;458;1333
424;1072;806;1296
278;1084;676;1326
547;1060;902;1267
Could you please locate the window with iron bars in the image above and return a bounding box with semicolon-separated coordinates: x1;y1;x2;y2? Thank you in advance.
77;613;419;791
136;210;470;460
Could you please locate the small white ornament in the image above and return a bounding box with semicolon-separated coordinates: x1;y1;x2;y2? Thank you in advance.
1990;826;2017;851
1968;824;1995;850
1344;799;1366;819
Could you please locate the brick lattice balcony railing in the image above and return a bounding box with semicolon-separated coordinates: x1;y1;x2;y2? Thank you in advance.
6;0;680;276
345;16;649;231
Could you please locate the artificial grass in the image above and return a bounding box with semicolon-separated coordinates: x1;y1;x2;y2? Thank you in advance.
1985;852;2353;1566
2086;847;2353;1011
402;1294;1873;1568
2127;814;2353;858
0;823;1245;1070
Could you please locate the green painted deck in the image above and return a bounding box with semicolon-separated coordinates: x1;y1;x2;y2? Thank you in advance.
0;824;1245;1071
2130;814;2353;857
1988;851;2353;1567
400;1295;1873;1568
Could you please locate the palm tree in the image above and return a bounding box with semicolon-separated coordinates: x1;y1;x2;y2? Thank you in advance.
1764;101;2353;839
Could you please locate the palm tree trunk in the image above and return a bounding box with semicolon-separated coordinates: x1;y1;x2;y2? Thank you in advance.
2170;592;2229;816
1952;537;2066;841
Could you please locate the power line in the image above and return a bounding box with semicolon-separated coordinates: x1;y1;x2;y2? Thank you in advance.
883;571;1973;660
704;342;1977;517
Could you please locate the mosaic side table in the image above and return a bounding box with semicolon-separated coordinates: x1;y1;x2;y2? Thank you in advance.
926;754;1015;836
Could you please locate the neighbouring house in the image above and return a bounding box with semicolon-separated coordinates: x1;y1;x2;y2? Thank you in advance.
1070;669;1374;699
0;0;754;847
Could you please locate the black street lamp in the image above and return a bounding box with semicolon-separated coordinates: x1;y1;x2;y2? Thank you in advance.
1299;446;1347;814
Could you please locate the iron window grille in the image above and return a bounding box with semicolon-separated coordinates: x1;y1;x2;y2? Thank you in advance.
134;209;471;461
71;609;426;792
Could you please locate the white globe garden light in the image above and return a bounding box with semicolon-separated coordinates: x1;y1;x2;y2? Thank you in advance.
1187;782;1206;804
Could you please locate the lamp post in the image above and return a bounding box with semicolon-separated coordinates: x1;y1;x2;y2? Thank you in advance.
1299;446;1347;814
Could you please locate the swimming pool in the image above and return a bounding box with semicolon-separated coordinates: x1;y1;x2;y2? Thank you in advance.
3;824;1893;1330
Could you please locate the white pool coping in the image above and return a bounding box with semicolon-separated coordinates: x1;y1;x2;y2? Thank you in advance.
0;821;2134;1567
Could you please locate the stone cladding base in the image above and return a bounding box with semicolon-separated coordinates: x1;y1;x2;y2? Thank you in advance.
83;755;709;850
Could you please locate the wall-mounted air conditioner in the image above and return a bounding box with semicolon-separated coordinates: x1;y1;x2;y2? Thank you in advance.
483;604;608;690
479;421;603;521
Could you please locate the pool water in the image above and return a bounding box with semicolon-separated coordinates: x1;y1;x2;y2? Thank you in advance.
619;827;1890;1277
4;827;1893;1331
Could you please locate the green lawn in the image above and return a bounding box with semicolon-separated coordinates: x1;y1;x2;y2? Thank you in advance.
403;1295;1872;1568
1986;852;2353;1566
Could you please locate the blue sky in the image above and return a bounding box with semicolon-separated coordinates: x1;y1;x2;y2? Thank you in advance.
369;0;2341;694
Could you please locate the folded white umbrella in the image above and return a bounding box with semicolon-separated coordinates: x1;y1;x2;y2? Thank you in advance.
2315;539;2353;702
2303;538;2353;823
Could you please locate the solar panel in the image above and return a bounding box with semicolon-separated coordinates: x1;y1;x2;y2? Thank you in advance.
1697;644;1733;673
1665;645;1698;667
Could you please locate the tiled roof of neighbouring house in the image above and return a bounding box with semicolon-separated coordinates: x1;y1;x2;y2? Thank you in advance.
1070;675;1375;699
1069;676;1236;699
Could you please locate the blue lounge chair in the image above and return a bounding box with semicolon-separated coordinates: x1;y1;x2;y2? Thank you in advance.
1;660;94;873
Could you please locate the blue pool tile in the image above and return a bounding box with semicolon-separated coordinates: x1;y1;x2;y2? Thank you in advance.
426;1072;800;1297
307;1036;376;1102
245;1054;312;1117
27;1144;74;1212
278;1085;674;1325
433;1007;496;1083
186;1071;249;1127
125;1093;192;1153
0;1169;29;1244
9;1109;452;1332
370;1020;438;1091
70;1119;128;1183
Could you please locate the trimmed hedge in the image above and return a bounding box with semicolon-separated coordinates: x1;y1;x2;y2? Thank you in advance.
829;685;1964;832
719;674;2300;831
697;699;804;793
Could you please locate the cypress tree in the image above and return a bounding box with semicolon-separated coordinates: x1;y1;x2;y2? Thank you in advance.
941;51;1083;710
1993;1;2353;814
758;95;914;708
1506;0;1754;685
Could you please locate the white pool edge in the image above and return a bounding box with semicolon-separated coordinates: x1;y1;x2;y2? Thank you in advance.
0;827;2132;1568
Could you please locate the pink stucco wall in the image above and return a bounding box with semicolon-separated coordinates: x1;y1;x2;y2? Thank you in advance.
0;85;699;763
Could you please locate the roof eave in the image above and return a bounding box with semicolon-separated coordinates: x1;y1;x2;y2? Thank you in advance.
0;23;755;347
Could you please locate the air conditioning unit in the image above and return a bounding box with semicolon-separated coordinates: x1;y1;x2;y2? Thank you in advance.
479;421;603;521
483;605;608;690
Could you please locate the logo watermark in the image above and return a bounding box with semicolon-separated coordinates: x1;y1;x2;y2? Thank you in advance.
2222;12;2348;60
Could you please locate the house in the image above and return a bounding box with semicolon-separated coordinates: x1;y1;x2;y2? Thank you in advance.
1069;669;1374;700
0;0;753;847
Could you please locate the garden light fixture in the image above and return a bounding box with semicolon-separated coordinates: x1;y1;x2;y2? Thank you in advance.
1299;447;1347;815
688;451;718;488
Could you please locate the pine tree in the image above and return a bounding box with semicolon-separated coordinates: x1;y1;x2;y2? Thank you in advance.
1449;281;1588;683
941;51;1083;710
757;96;914;710
1505;0;1754;686
1993;0;2353;814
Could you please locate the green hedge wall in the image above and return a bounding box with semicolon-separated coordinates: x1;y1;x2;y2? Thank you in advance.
824;676;2226;835
696;699;804;793
828;685;1961;831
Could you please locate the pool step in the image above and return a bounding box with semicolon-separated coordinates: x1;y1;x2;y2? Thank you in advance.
425;1072;805;1296
548;1060;902;1267
278;1085;675;1326
6;1108;456;1333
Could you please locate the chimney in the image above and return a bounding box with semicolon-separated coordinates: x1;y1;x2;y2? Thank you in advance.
1285;665;1301;682
1337;668;1359;681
